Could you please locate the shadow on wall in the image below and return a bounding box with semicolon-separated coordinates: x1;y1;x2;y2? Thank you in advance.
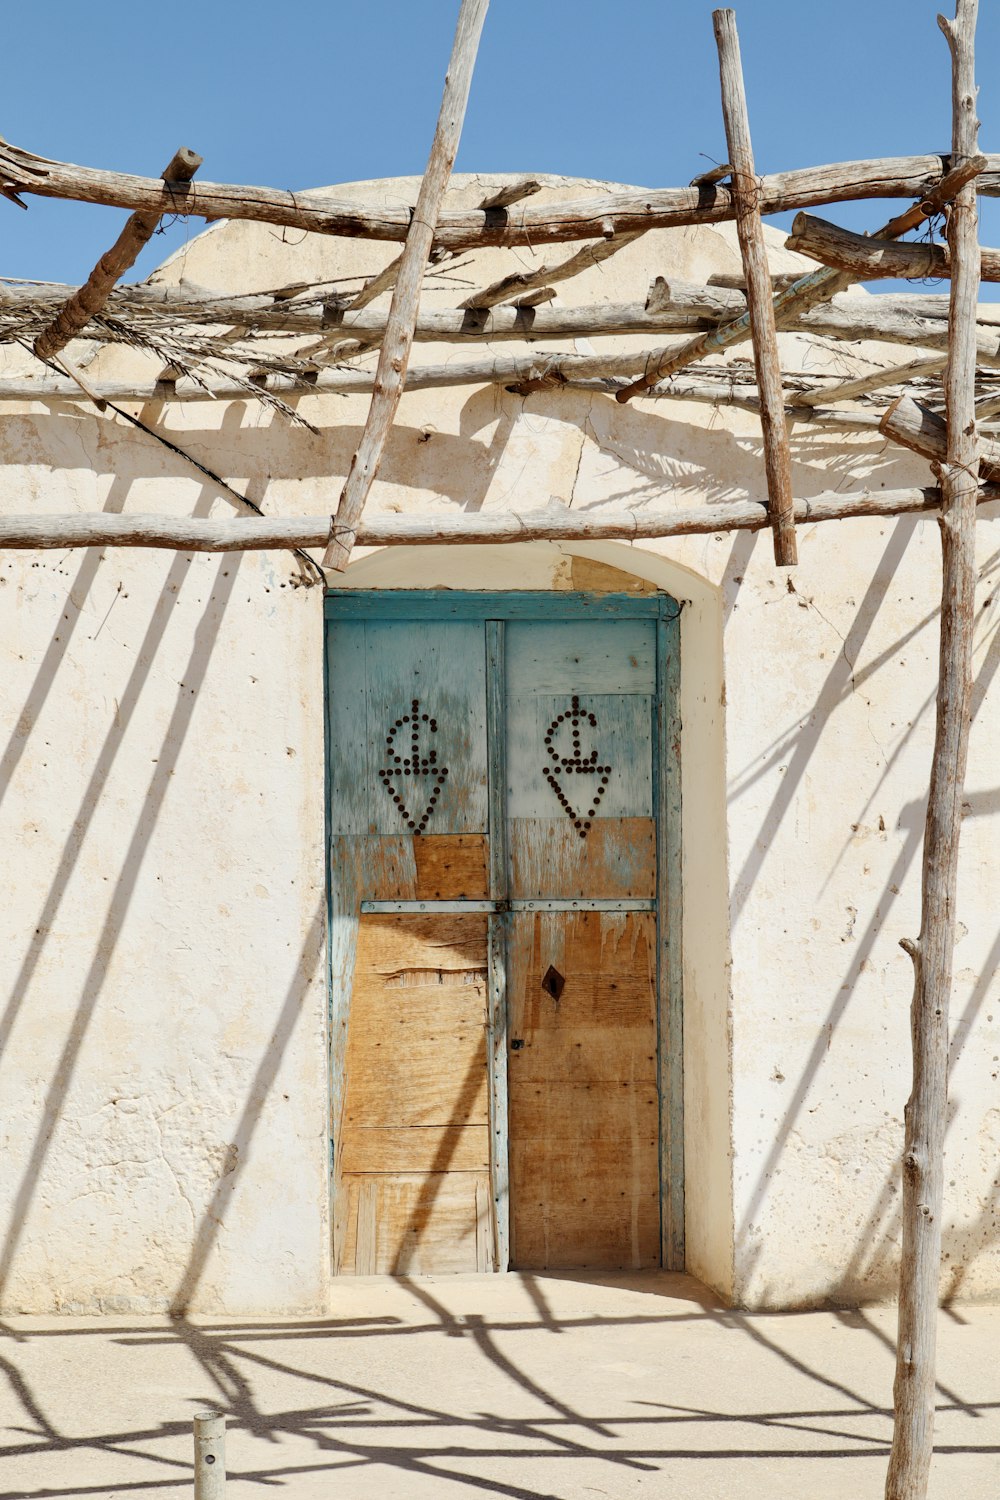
0;382;914;517
2;369;996;1316
0;401;326;1313
729;516;1000;1305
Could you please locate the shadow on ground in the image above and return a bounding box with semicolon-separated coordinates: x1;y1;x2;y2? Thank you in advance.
1;1273;998;1500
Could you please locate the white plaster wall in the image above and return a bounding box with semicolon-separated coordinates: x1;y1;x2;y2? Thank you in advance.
0;173;998;1311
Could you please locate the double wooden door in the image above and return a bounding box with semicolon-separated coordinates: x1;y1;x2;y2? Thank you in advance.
325;591;681;1275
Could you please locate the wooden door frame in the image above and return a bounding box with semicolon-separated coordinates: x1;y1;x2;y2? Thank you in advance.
323;588;684;1271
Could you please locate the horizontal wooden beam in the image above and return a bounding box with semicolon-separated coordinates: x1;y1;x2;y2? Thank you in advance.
787;211;1000;282
2;138;999;248
793;355;948;408
0;360;895;424
7;283;1000;359
0;485;996;555
459;230;644;309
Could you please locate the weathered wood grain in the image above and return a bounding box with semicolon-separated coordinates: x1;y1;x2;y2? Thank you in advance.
507;695;653;823
337;911;492;1275
485;619;511;1271
413;834;489;900
880;393;1000;481
324;0;489;569
326;619;489;836
886;7;982;1499
33;147;201;362
339;1172;492;1275
508;819;656;902
3;136;999;245
793;356;948;409
713;8;796;564
508;911;660;1270
340;1124;490;1175
505;619;656;697
460;230;644;309
12;279;1000;343
4;484;1000;555
614;155;987;405
788;210;1000;284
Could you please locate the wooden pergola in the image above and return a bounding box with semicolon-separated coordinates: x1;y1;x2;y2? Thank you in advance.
0;5;989;1497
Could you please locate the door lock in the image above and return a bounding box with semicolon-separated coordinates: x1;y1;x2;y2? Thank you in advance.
541;965;565;1001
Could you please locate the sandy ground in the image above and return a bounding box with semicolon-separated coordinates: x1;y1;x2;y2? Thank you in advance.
1;1273;998;1499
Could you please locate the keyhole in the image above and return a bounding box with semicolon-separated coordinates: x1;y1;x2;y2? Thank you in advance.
541;965;565;1001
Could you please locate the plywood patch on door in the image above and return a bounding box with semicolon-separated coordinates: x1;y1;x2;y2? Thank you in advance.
340;1173;492;1275
413;834;488;899
508;911;659;1270
509;817;656;899
336;912;493;1274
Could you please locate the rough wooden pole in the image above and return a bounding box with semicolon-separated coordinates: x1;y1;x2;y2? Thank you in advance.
885;5;981;1500
0;485;996;554
322;0;489;570
193;1413;225;1500
880;394;1000;481
33;148;202;362
712;8;796;565
1;136;998;244
614;155;985;404
787;208;1000;283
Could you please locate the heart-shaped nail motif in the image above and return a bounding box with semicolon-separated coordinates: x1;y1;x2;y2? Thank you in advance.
541;695;611;840
378;697;449;835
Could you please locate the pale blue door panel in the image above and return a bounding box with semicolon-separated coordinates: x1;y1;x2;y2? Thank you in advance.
327;620;488;836
507;692;653;821
504;618;657;900
506;620;655;697
325;621;372;835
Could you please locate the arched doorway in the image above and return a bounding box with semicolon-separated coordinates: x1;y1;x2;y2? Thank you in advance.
324;542;731;1294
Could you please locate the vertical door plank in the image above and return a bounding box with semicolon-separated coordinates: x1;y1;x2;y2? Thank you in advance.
507;911;660;1270
355;1181;378;1275
336;913;491;1274
657;610;685;1269
485;620;510;1270
326;621;372;834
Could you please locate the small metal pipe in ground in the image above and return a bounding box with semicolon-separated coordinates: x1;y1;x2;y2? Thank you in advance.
193;1412;225;1498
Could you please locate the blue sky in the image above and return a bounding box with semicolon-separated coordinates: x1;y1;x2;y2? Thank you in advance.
2;0;998;293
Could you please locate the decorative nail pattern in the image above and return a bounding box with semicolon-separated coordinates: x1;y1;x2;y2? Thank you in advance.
378;698;447;835
542;695;611;839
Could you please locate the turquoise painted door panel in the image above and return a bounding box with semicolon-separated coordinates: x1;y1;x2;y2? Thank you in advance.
327;620;488;836
505;620;656;697
505;619;656;899
507;693;652;820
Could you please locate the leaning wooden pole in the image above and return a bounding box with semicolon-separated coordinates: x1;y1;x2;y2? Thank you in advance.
712;8;796;565
33;148;202;362
322;0;489;570
885;5;981;1500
